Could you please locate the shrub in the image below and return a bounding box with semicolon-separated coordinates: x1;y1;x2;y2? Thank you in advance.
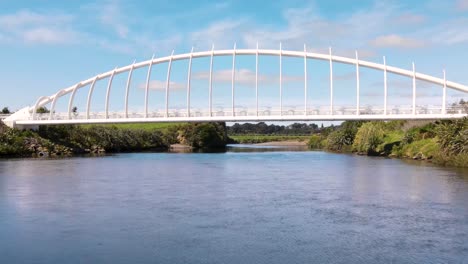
352;122;385;155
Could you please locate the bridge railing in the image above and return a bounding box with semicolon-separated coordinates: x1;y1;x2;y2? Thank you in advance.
29;104;466;122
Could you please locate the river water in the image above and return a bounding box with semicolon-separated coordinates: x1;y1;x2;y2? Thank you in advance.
1;146;468;264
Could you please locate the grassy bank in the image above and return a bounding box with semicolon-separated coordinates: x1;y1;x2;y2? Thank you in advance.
308;119;468;168
229;135;310;144
0;122;229;157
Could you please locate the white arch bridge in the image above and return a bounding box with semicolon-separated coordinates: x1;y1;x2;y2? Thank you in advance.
4;45;468;128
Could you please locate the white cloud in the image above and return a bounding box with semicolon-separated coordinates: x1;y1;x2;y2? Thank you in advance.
370;34;425;49
22;27;76;44
94;0;130;38
194;68;302;85
457;0;468;10
138;80;185;91
0;10;78;45
191;19;246;49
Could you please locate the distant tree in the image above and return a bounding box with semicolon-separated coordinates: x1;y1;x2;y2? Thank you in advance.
36;106;50;114
72;106;78;116
1;107;10;114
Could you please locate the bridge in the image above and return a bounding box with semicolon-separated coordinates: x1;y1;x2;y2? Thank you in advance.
4;44;468;129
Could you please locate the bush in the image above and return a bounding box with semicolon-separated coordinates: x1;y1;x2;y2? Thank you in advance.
352;122;385;155
308;135;324;149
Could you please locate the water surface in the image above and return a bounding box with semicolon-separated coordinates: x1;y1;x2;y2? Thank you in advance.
1;149;468;264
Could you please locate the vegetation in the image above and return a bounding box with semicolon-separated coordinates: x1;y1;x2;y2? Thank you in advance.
308;118;468;168
0;121;230;157
1;107;10;114
230;135;310;144
228;122;320;135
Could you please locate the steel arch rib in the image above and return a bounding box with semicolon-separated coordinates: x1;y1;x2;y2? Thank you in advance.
28;48;468;112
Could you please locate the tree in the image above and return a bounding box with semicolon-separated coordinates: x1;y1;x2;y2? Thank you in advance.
1;107;10;114
72;106;78;116
36;107;50;114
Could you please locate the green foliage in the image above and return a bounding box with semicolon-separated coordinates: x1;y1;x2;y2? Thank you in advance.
38;125;167;152
352;122;385;155
324;121;365;152
228;122;319;135
36;107;50;114
435;117;468;155
1;107;10;114
179;122;228;149
308;134;324;149
231;135;310;144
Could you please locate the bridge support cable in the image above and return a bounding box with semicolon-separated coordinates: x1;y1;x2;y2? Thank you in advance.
280;43;283;116
187;47;194;117
166;50;174;118
443;70;447;115
105;68;117;119
124;61;136;118
209;45;214;117
356;51;360;116
304;44;308;116
329;47;334;115
68;83;81;119
256;42;259;116
383;56;388;115
86;77;99;119
412;62;416;115
144;54;155;118
232;43;237;116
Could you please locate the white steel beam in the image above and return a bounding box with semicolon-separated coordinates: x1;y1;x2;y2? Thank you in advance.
356;51;360;115
329;47;334;115
187;47;194;117
280;43;283;116
256;42;259;116
209;45;214;117
412;62;416;115
105;68;117;119
86;77;99;119
68;83;81;119
124;61;135;118
443;70;447;115
165;50;174;117
49;90;67;120
304;44;308;116
144;54;155;118
231;43;237;116
383;56;388;115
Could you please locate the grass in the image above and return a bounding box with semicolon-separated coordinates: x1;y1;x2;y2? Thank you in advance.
79;122;184;131
399;138;439;158
229;135;310;144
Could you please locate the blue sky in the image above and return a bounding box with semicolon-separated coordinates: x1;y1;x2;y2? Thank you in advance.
1;0;467;113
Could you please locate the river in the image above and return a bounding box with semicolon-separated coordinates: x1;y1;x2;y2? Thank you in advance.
1;146;468;264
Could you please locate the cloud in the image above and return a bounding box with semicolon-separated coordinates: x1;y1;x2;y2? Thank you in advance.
457;0;468;10
394;13;426;25
86;0;130;38
194;68;303;85
22;27;77;44
138;80;186;91
190;19;246;49
370;34;425;49
0;10;79;44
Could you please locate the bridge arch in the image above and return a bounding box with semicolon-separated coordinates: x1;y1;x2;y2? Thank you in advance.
4;44;468;128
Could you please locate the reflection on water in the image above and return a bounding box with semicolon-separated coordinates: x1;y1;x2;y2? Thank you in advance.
1;149;468;264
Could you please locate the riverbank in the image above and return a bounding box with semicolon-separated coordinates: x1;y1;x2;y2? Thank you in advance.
254;140;308;146
0;121;229;158
306;119;468;168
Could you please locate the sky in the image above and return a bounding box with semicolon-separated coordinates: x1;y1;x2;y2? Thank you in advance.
0;0;467;114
